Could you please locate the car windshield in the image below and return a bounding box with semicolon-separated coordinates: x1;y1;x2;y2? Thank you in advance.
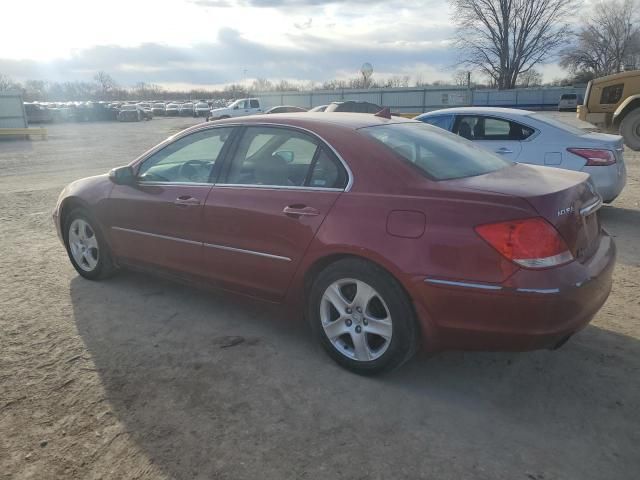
182;103;193;108
527;113;587;135
360;122;511;181
154;103;165;107
122;105;137;110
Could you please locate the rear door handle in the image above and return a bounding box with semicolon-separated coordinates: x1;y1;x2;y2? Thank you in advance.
283;205;320;217
174;195;201;207
495;147;513;154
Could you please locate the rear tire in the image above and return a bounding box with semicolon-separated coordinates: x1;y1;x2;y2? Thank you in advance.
308;258;419;375
64;209;116;280
620;108;640;150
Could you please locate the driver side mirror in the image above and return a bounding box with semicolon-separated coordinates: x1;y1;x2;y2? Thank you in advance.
109;165;135;185
233;105;239;110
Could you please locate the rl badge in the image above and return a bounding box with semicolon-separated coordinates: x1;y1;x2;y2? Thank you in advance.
557;205;575;217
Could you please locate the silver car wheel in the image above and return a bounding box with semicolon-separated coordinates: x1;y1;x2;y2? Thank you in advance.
320;278;393;361
68;218;99;272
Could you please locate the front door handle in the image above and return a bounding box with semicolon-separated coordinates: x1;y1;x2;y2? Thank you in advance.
174;195;201;207
283;205;320;217
495;147;513;154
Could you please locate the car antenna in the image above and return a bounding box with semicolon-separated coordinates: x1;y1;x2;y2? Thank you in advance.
374;107;391;119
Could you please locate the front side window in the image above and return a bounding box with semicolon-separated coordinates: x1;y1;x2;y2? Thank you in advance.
224;126;347;188
600;84;624;104
455;116;534;141
137;128;233;183
361;123;511;181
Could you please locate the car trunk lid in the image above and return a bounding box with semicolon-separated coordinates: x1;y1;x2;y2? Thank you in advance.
451;163;602;263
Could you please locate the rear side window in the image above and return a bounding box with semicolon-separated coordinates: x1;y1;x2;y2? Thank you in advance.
600;84;624;104
250;99;260;108
361;123;511;181
419;114;454;131
308;149;348;189
223;126;347;189
455;116;534;140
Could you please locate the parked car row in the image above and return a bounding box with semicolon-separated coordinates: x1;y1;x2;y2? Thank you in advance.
23;99;229;124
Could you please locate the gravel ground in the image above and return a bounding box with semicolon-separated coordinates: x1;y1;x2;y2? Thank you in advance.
1;115;639;480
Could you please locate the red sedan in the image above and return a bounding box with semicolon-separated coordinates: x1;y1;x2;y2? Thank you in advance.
53;113;616;374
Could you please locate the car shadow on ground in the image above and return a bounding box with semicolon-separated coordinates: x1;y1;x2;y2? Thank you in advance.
70;269;640;479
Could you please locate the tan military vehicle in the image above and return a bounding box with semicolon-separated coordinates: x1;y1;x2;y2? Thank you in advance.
578;70;640;149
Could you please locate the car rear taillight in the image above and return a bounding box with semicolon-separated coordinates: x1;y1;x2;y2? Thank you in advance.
567;148;616;166
475;217;574;269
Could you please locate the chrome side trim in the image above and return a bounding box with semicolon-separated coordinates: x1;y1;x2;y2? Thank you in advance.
214;183;343;192
204;242;291;262
580;195;603;217
515;288;560;294
137;181;213;187
424;278;503;290
425;278;563;295
111;226;201;246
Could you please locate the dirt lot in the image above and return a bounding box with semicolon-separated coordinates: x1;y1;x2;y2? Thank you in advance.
1;116;639;480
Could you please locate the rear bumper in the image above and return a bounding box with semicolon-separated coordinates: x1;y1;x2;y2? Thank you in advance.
582;163;627;203
413;232;616;352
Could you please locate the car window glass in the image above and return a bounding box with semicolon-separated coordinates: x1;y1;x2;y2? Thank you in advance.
456;116;533;141
308;149;348;189
250;99;259;108
138;128;232;183
362;123;510;181
225;127;319;187
600;84;624;104
420;115;454;131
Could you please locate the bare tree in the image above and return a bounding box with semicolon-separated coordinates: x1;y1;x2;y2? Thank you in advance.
250;78;273;92
453;70;471;87
560;0;640;77
94;71;118;99
0;74;19;91
517;69;543;87
452;0;574;89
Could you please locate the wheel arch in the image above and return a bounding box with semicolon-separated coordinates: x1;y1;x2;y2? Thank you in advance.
59;196;92;239
302;252;423;324
613;95;640;126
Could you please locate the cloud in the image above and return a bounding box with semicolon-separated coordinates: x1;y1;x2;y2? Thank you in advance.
0;27;457;87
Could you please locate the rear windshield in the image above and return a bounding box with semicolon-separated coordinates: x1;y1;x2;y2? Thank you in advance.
561;94;577;100
527;113;587;135
361;123;510;181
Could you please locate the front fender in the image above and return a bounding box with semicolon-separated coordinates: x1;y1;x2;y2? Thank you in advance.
613;94;640;123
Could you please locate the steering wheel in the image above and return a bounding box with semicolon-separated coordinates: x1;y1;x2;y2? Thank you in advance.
178;159;210;182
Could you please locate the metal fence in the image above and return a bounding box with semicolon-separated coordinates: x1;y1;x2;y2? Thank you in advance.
256;86;586;114
0;91;27;128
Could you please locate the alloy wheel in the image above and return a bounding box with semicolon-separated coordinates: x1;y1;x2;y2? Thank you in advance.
320;278;393;361
68;218;99;272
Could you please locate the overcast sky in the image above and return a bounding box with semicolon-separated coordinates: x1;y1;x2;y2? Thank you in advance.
1;0;567;89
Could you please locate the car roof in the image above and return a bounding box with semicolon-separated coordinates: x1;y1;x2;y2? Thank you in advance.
419;107;534;117
208;112;417;130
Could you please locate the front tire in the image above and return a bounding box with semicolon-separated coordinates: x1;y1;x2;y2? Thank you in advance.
64;209;116;280
308;258;419;375
620;109;640;150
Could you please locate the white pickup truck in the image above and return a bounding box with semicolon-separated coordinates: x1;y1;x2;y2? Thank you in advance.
208;98;263;120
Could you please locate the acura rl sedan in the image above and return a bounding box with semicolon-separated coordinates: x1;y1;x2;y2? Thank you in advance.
53;113;616;374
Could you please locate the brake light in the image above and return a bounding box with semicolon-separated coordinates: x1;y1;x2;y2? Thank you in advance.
567;148;616;166
475;217;573;269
